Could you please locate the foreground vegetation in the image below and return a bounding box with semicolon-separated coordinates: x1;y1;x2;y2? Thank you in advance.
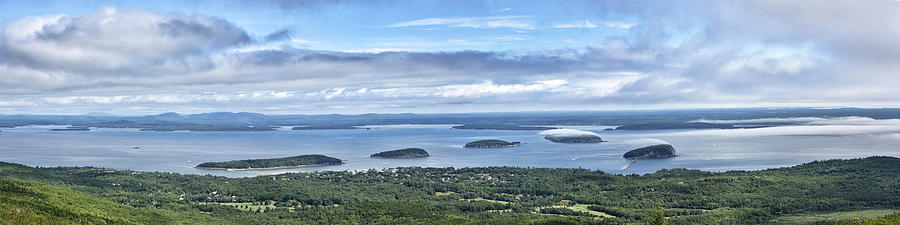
195;154;343;170
0;156;898;224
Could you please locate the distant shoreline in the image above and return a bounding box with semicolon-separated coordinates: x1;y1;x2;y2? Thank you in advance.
195;162;343;171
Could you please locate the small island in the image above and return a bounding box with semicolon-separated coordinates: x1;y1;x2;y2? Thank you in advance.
463;140;521;148
370;148;430;158
543;134;605;143
50;126;91;131
623;144;677;159
292;125;372;130
138;126;276;132
195;154;343;170
452;123;556;131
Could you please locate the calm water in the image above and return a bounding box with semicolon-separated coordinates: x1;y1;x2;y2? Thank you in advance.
1;123;899;177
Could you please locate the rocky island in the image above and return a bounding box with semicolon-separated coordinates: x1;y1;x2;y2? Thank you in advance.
195;154;343;170
370;148;430;158
623;144;677;159
463;140;522;148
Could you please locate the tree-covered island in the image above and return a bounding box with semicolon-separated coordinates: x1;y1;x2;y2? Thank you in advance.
463;140;522;148
623;144;677;159
370;148;430;158
195;154;343;170
543;134;605;143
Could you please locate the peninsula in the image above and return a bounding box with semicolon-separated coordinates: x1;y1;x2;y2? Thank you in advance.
195;154;343;170
292;126;372;130
463;140;521;148
615;122;733;130
452;123;556;131
370;148;430;158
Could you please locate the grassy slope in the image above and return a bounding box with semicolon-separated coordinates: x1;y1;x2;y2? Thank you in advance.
0;178;227;225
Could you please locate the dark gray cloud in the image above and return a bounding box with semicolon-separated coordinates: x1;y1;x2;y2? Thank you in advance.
263;29;293;42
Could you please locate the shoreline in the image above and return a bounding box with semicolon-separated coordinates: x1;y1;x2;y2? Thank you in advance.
195;162;343;171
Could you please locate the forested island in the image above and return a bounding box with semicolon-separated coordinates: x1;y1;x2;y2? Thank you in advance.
292;126;372;130
1;157;898;224
623;144;677;159
139;126;276;132
49;126;90;131
543;134;605;143
463;139;522;148
370;148;430;158
452;123;556;130
195;155;343;170
615;122;734;130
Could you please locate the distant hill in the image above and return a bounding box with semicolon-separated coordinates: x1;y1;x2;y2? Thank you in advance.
4;108;900;132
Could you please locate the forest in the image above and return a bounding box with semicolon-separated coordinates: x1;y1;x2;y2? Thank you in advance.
0;156;898;224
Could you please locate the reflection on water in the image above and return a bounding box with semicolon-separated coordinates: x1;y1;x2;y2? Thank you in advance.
1;123;899;177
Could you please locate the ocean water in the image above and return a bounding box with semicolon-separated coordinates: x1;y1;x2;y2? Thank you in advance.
1;122;899;177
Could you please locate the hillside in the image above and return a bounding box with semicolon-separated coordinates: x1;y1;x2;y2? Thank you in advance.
0;178;225;224
0;157;898;224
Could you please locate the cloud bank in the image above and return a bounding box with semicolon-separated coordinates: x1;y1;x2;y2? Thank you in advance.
0;1;898;114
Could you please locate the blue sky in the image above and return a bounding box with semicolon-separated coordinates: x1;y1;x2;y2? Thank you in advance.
0;0;898;114
0;0;642;52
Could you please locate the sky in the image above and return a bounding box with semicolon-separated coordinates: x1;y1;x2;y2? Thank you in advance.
0;0;899;115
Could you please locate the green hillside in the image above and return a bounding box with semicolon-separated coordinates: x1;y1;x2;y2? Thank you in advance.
1;157;898;224
0;178;226;225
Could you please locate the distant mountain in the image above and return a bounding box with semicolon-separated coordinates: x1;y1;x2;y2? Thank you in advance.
3;108;900;132
83;112;117;117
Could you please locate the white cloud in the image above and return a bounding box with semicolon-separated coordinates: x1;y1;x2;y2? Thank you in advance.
435;80;566;98
388;16;535;30
0;7;249;75
553;20;598;29
603;22;636;29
